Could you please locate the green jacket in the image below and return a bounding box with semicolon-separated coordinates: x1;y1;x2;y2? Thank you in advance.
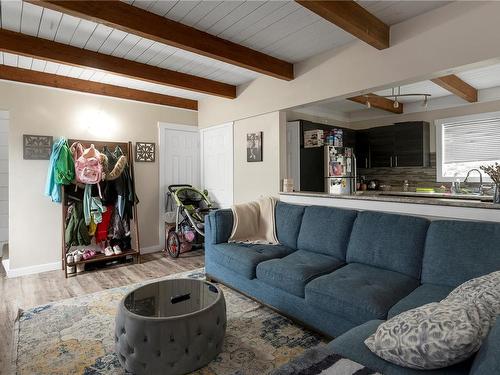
55;140;75;185
65;201;90;247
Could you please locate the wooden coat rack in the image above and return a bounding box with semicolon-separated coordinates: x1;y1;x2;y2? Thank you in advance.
62;139;141;278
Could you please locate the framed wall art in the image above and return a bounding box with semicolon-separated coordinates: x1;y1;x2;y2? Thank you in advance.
23;134;53;160
135;142;156;162
247;132;262;162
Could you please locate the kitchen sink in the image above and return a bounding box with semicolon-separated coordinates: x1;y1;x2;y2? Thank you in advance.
379;191;493;202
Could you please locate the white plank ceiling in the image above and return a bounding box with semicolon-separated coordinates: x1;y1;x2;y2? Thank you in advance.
0;51;209;100
357;1;451;26
0;0;452;103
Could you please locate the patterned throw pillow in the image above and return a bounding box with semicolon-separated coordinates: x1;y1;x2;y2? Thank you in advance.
365;271;500;370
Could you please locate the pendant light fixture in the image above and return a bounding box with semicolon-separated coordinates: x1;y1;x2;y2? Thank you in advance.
364;86;431;108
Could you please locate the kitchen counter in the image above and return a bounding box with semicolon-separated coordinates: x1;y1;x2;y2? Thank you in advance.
279;191;500;222
280;191;498;210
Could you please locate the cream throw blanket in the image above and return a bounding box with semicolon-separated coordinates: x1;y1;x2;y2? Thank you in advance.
229;197;279;245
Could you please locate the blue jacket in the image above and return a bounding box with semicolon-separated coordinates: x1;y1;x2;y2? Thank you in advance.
44;137;66;203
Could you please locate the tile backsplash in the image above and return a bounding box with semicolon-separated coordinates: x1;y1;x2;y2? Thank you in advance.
358;153;449;190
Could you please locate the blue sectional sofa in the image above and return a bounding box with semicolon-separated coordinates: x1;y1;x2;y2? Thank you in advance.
204;202;500;375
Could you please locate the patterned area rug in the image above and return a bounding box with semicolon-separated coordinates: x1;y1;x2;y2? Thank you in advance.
15;269;326;375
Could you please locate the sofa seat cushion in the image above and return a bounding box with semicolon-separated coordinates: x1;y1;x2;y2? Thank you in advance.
328;320;472;375
388;283;453;318
209;243;294;279
256;250;345;297
305;263;419;324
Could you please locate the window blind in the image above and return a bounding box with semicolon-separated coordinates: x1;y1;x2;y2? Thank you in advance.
443;117;500;164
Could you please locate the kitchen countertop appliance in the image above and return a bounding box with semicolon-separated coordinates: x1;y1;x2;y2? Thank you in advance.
325;146;356;195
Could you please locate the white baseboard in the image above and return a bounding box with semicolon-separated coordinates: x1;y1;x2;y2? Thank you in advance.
140;245;163;255
1;246;163;278
3;259;62;278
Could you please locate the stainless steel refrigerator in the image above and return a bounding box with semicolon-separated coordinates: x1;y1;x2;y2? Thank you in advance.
324;146;356;195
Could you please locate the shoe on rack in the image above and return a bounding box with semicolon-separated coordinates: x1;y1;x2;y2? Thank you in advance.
104;246;114;257
82;249;97;260
67;265;76;274
76;264;85;273
66;253;74;264
113;245;122;255
74;250;84;262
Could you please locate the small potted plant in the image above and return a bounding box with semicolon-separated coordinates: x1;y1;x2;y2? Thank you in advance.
480;163;500;204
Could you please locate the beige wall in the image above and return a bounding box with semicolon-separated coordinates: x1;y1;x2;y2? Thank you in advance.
233;111;285;203
1;81;197;271
198;2;500;127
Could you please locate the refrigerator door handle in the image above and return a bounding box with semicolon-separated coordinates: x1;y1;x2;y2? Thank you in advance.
390;156;393;168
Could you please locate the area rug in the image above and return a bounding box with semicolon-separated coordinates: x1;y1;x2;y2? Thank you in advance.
15;268;326;375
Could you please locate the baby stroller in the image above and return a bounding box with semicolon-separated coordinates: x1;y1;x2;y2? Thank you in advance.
165;184;216;258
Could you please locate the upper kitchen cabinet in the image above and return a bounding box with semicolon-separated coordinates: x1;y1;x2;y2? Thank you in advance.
355;131;370;169
393;122;430;167
357;121;430;168
369;125;396;168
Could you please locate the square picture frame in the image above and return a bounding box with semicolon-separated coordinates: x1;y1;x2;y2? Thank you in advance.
135;142;156;162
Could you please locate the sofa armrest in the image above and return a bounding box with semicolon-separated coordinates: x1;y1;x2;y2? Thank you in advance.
469;316;500;375
205;209;233;245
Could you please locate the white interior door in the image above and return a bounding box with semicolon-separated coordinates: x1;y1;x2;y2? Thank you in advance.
201;123;233;208
159;123;200;248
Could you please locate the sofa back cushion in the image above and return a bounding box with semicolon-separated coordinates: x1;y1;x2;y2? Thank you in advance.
297;205;357;259
346;211;430;279
422;220;500;287
275;201;305;249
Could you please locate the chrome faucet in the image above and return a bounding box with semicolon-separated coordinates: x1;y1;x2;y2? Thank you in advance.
463;169;484;195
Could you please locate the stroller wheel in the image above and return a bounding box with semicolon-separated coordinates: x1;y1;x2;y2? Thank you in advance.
167;231;181;258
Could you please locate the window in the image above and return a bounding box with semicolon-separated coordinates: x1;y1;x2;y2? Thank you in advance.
436;111;500;182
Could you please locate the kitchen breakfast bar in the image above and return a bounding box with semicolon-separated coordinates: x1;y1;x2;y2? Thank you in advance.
279;191;500;222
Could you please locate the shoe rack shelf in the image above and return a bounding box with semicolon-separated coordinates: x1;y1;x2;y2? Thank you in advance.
66;249;140;267
61;140;141;278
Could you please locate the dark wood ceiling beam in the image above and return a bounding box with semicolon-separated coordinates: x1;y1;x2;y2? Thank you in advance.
0;65;198;110
28;0;294;81
0;29;235;99
431;74;478;103
295;0;390;50
348;94;403;114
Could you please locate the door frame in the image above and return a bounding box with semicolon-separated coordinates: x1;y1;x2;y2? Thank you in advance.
158;122;200;250
199;122;234;208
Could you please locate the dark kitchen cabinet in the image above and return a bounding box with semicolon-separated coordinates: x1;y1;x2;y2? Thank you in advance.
355;121;430;168
355;131;370;169
369;126;395;168
393;122;430;167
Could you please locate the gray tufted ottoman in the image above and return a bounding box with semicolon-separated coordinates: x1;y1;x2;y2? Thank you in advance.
115;278;226;375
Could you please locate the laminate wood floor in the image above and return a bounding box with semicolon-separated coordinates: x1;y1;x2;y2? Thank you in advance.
0;250;205;375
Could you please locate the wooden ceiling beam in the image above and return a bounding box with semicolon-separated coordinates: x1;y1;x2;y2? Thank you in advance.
431;74;478;103
348;94;403;114
0;65;198;110
295;0;390;50
0;29;235;99
28;0;294;81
